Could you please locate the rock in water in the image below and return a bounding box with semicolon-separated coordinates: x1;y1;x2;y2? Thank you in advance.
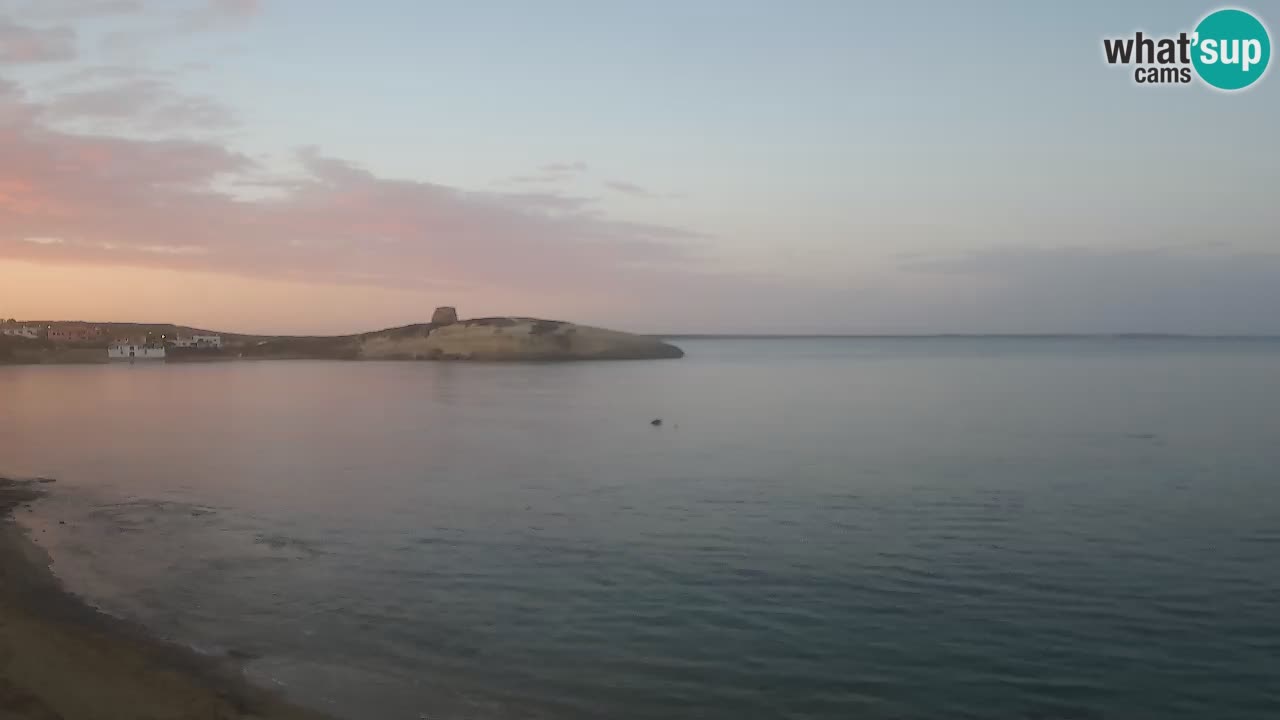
431;306;459;325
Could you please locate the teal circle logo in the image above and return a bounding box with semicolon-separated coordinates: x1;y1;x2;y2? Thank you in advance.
1192;8;1271;90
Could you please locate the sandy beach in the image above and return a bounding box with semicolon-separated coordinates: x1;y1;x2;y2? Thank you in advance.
0;477;329;720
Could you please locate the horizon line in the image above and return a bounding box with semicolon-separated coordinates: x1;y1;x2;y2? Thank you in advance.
659;333;1280;340
6;320;1280;341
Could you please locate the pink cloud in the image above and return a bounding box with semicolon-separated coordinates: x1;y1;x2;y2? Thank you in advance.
0;77;42;125
0;86;699;299
498;161;593;187
540;161;588;174
49;65;157;88
500;173;563;185
21;2;146;57
605;180;653;197
45;79;236;130
179;0;263;31
146;95;235;130
89;0;146;13
2;0;144;21
45;80;162;118
210;0;260;17
0;19;76;63
87;0;262;55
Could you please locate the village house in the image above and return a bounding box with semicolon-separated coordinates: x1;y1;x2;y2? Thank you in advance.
170;333;223;349
108;338;166;361
47;324;105;344
0;325;42;339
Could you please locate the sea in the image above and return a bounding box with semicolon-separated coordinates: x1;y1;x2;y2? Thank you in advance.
2;337;1278;720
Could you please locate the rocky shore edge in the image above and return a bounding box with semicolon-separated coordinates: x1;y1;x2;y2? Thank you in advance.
0;476;330;720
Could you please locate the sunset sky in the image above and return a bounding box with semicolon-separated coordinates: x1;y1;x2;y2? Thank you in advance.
1;0;1277;335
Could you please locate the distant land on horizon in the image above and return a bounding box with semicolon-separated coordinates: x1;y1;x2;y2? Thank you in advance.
0;312;685;363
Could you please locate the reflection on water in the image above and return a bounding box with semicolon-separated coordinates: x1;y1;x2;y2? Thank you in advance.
4;338;1280;719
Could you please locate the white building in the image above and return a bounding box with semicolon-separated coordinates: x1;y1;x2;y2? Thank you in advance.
1;325;41;339
170;333;222;349
108;342;166;361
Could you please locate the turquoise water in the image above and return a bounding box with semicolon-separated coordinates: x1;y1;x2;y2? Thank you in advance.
3;338;1279;719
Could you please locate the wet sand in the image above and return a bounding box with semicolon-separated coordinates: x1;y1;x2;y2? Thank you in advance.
0;477;330;720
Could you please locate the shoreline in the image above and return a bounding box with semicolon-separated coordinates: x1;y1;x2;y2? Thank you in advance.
0;477;331;720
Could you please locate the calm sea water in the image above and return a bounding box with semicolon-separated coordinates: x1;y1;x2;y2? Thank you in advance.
2;338;1279;719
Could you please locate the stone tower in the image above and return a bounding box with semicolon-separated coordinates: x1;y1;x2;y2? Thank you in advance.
431;306;458;325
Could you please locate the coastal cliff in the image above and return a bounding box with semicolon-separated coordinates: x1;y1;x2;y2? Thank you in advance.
203;308;683;362
359;316;684;361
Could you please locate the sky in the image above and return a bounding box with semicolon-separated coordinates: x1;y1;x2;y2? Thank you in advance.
1;0;1277;335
